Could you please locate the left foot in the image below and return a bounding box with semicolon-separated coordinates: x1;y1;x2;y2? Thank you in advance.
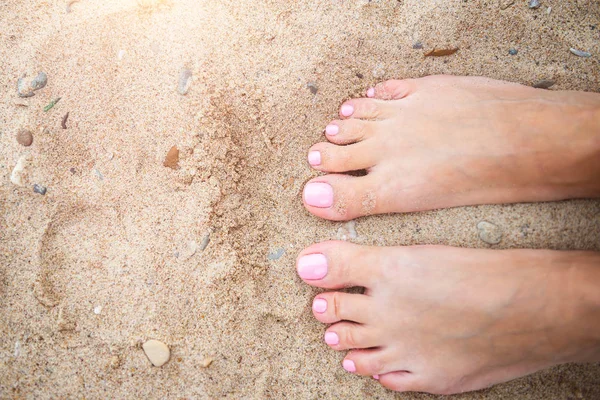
296;242;600;394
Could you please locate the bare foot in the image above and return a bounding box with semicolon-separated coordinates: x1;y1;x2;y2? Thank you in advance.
296;242;600;394
303;75;600;221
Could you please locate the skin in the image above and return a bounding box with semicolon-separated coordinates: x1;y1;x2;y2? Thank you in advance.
297;75;600;394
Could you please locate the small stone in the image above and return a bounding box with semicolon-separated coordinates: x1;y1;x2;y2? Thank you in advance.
477;221;503;245
14;99;29;107
306;82;318;95
178;69;193;95
94;169;104;181
16;129;33;146
17;72;47;98
268;248;285;260
372;63;385;79
142;340;170;367
93;305;102;314
201;357;214;368
528;0;540;8
532;79;555;89
33;184;47;195
199;233;211;251
412;41;423;49
10;155;31;186
117;49;126;60
499;0;514;10
337;221;358;240
569;48;592;58
110;355;121;369
508;48;518;55
164;146;179;169
546;6;551;14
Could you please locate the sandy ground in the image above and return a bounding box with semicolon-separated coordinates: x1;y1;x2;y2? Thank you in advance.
1;0;600;398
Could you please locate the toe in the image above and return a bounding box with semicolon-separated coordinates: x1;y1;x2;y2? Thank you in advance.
307;141;378;173
312;292;372;324
324;322;380;350
324;119;381;145
296;241;387;289
369;79;417;100
342;349;399;376
302;175;383;221
339;98;396;120
378;371;424;393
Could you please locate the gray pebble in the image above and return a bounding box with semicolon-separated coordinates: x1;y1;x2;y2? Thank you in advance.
412;41;423;50
17;72;48;98
532;79;555;89
268;248;285;260
509;48;518;55
477;221;503;245
33;184;47;195
178;69;193;95
199;233;211;251
528;0;540;9
306;82;318;95
569;48;592;58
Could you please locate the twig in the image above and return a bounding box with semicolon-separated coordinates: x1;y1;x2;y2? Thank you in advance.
61;112;70;129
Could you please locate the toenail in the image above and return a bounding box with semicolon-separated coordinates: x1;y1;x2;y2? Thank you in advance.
340;104;354;117
373;375;380;380
303;182;333;208
324;332;339;345
343;359;356;373
308;151;321;166
297;254;328;280
367;88;375;98
325;124;339;136
312;298;327;313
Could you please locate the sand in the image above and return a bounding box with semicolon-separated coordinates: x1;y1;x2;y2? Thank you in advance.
1;0;599;398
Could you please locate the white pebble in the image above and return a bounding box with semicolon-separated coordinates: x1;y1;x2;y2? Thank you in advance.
117;50;126;60
94;305;102;314
10;155;31;186
142;340;170;367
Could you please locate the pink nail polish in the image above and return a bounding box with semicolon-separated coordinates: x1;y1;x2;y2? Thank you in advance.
367;88;375;98
340;104;354;117
324;332;339;345
297;254;328;280
308;151;321;166
312;298;327;313
325;124;339;136
343;360;356;373
373;375;380;380
303;182;333;208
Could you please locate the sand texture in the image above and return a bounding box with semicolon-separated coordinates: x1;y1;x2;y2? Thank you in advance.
1;0;600;398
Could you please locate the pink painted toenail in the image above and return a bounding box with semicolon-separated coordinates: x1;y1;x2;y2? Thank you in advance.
297;254;328;280
312;298;327;313
367;88;375;98
373;375;380;380
325;124;339;136
343;360;356;373
308;151;321;166
303;182;333;208
324;332;339;345
340;104;354;117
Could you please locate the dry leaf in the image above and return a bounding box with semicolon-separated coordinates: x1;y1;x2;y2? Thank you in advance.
424;48;459;57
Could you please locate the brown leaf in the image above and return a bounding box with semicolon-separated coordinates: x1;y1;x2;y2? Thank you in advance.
163;146;179;169
424;48;459;57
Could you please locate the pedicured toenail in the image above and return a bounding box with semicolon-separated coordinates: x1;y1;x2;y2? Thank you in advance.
324;332;339;345
312;298;327;313
325;124;339;136
303;182;333;208
367;88;375;98
343;359;356;373
340;104;354;117
308;151;321;166
373;375;380;380
297;254;328;280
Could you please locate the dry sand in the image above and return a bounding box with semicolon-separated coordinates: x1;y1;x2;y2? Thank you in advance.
1;0;599;398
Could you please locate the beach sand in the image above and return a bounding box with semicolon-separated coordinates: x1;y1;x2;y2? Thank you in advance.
1;0;599;398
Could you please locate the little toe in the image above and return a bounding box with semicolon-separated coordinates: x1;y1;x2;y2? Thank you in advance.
325;322;380;350
378;371;424;393
302;175;383;221
371;79;417;100
312;292;372;324
324;119;380;145
342;349;400;376
297;241;386;289
339;98;396;120
308;141;378;172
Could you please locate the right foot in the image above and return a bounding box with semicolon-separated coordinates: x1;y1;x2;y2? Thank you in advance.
303;75;600;221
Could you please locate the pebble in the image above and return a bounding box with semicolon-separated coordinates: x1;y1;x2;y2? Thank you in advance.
337;221;357;241
306;82;318;95
199;233;211;251
372;63;385;79
16;129;33;146
142;340;170;367
528;0;540;8
164;146;179;169
17;72;47;98
532;79;555;89
499;0;514;10
178;69;193;95
569;48;592;58
14;99;29;107
93;305;102;314
201;357;214;368
477;221;503;245
10;155;31;186
546;6;551;14
509;48;518;55
117;49;126;60
268;248;285;260
412;41;423;49
33;184;47;195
